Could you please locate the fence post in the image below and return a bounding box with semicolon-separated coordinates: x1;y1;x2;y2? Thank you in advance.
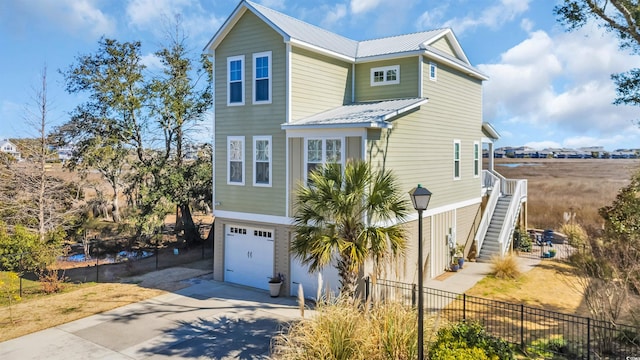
411;284;417;308
587;318;591;360
463;293;466;321
19;253;23;298
95;239;99;283
364;276;370;301
520;304;525;352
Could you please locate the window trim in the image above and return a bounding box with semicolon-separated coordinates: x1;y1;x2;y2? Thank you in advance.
473;141;480;178
304;137;345;184
227;136;245;185
370;65;400;86
252;51;272;105
227;55;245;106
453;140;461;180
429;62;437;81
253;136;272;187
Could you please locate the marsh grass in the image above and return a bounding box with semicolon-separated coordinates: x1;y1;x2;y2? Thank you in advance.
491;159;638;230
272;297;436;360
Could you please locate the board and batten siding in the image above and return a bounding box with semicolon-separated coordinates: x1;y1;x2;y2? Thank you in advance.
213;11;287;216
290;47;352;121
355;57;419;102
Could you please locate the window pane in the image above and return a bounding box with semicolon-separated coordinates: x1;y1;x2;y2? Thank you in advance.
256;140;269;161
386;69;397;81
256;162;269;184
326;139;341;163
308;140;322;162
374;71;384;82
256;56;268;79
230;161;243;182
255;79;269;101
455;161;460;178
230;140;242;161
230;60;242;81
230;82;242;103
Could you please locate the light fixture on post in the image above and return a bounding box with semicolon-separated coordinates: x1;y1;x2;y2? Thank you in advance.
409;184;431;360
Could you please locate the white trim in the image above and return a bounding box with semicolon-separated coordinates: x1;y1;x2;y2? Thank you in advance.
351;63;355;102
227;55;245;106
429;62;437;81
285;132;290;217
418;55;423;97
453;139;461;180
214;210;293;226
286;43;292;124
289;38;354;63
423;51;488;80
285;128;365;139
253;136;272;187
370;65;400;86
473;141;480;178
281;121;393;130
210;50;216;212
252;51;272;105
227;136;245;185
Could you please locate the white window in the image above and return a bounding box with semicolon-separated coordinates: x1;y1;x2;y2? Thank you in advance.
253;51;272;104
429;62;437;81
453;140;461;180
473;141;480;178
305;138;343;183
227;55;244;106
227;136;245;185
253;136;272;186
370;65;400;86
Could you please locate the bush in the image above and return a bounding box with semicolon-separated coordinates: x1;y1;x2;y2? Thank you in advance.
560;223;587;247
428;321;514;360
38;269;67;294
272;297;434;360
490;254;521;279
527;336;574;359
513;228;532;252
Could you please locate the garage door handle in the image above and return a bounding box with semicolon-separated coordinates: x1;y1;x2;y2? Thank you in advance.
292;281;300;285
226;269;233;272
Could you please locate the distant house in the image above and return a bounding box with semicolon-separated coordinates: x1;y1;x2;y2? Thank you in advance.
0;139;21;160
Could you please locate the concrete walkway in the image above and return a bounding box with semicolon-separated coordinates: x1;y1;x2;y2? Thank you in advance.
0;278;303;360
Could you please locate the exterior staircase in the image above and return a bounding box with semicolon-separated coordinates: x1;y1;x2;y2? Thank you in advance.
477;195;512;262
475;170;527;261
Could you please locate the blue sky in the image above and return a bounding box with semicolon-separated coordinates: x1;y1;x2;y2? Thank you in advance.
1;0;639;151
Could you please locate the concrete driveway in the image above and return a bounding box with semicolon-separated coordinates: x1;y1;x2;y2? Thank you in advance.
0;278;303;359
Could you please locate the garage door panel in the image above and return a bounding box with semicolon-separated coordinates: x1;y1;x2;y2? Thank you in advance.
290;257;340;299
224;225;274;291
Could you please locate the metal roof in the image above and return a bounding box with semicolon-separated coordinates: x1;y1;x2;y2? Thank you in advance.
281;98;428;130
356;30;447;58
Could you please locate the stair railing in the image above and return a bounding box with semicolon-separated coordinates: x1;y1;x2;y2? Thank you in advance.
476;171;501;256
497;178;527;256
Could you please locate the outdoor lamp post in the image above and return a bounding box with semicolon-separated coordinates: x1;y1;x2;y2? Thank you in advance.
409;184;432;360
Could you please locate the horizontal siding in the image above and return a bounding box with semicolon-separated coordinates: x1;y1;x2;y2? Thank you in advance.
430;37;456;57
214;11;287;216
355;57;419;102
291;47;352;120
366;58;482;210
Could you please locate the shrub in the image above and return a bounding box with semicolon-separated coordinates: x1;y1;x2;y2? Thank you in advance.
490;254;521;279
513;228;532;252
38;269;67;294
560;223;587;247
527;336;573;359
272;297;434;360
428;321;514;360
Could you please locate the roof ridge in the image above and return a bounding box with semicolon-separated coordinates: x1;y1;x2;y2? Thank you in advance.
245;0;358;47
358;28;450;43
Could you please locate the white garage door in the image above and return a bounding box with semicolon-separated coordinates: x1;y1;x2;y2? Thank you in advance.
290;257;340;300
224;225;274;290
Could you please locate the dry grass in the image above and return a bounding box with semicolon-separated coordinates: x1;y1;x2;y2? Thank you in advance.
0;260;212;342
491;158;639;230
490;254;521;279
467;261;587;315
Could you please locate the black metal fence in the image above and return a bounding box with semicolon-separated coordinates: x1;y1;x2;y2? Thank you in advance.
365;278;640;359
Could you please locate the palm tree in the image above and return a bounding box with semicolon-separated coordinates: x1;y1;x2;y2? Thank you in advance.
291;160;410;297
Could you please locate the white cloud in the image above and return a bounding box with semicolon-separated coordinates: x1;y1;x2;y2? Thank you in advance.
481;24;640;149
443;0;530;35
415;5;448;30
322;4;348;28
7;0;116;38
350;0;382;14
140;53;164;72
258;0;286;10
520;18;533;32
